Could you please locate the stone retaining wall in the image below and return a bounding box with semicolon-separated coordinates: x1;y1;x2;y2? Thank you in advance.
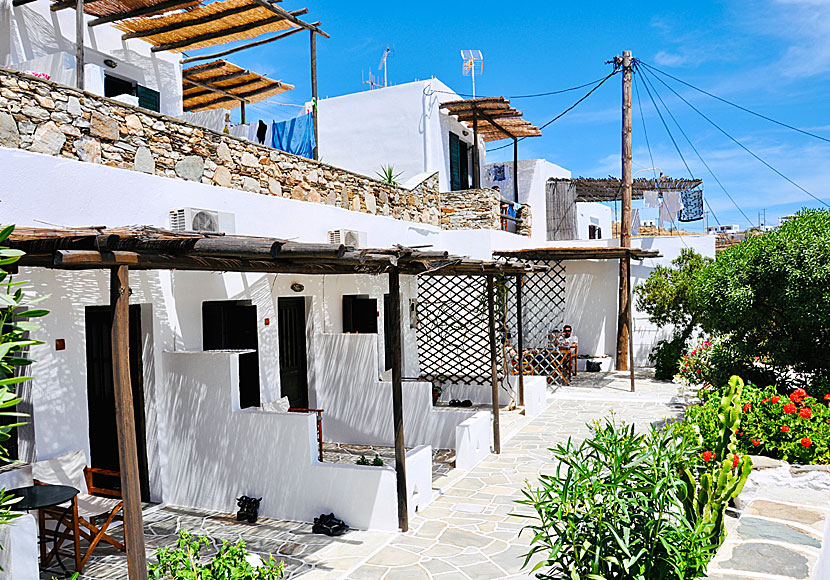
0;68;442;226
439;188;531;236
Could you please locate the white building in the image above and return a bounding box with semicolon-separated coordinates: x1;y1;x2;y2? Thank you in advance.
708;224;740;234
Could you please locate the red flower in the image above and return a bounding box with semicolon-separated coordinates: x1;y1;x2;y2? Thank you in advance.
732;454;740;468
799;407;813;419
790;389;807;403
744;403;751;412
801;437;812;447
751;438;761;447
771;396;781;404
783;403;797;414
701;450;715;462
781;425;790;433
824;394;830;400
762;398;769;403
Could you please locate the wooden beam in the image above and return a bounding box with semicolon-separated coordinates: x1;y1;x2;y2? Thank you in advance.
180;24;310;64
184;82;287;111
110;265;148;580
184;70;250;85
310;28;318;160
182;77;266;102
13;0;40;6
486;274;500;454
51;0;101;11
182;61;227;76
75;0;84;90
88;0;198;27
248;0;328;38
515;274;524;406
388;266;408;532
151;13;298;52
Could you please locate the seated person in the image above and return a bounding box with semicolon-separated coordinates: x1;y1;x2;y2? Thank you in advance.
554;324;578;374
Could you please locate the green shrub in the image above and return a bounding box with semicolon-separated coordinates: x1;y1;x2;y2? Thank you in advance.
651;336;686;381
685;383;830;464
149;530;284;579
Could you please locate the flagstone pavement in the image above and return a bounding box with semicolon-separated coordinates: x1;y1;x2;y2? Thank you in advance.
60;372;683;580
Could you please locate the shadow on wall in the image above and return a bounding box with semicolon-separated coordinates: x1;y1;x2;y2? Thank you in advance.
563;260;618;358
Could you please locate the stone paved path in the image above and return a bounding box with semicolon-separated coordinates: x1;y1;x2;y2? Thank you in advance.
343;373;684;579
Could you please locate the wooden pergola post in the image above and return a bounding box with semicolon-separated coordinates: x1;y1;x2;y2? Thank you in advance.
515;274;524;406
486;275;500;454
388;266;408;531
110;266;147;580
512;137;519;204
75;0;84;90
240;100;246;124
310;30;319;161
472;109;480;188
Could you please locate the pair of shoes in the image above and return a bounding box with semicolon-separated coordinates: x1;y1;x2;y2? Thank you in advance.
448;399;473;407
448;399;461;406
313;513;348;536
236;496;261;524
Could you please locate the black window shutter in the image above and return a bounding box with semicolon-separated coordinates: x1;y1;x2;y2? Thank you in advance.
136;85;161;112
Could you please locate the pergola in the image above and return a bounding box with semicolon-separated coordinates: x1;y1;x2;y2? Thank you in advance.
182;59;294;121
563;177;704;203
440;97;541;202
10;226;542;578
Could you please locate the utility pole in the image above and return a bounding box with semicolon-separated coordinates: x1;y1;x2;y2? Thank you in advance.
616;51;633;374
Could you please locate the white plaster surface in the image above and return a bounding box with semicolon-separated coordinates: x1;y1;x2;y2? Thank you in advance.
522;375;548;418
0;513;38;580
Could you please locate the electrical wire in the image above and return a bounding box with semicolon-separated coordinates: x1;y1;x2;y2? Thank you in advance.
487;69;619;152
425;73;619;100
640;63;830;209
638;60;830;146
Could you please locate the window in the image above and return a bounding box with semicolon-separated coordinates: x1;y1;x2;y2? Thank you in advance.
588;224;602;239
449;132;469;191
202;300;260;408
104;74;160;113
342;295;378;334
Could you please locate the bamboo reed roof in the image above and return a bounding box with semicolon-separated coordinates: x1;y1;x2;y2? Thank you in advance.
114;0;296;52
561;177;704;202
8;226;547;276
182;60;293;111
440;97;541;142
49;0;200;20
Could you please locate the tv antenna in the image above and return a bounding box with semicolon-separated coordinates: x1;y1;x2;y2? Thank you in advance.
378;46;392;88
461;49;483;98
362;69;381;90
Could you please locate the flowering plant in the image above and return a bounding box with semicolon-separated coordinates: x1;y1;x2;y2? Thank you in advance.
676;339;714;387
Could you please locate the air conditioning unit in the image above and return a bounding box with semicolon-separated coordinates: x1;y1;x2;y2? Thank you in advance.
328;229;367;248
169;208;236;234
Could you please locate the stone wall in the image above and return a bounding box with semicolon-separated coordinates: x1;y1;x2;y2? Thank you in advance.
0;68;442;227
438;188;531;236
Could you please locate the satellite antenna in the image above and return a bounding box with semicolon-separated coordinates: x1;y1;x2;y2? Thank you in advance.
461;49;483;98
378;46;392;88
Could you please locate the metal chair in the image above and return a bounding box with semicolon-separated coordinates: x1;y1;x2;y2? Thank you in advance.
32;450;125;572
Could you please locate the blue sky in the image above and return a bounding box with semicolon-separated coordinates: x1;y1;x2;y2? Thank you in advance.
185;0;830;230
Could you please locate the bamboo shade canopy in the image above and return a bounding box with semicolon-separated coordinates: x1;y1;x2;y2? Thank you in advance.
114;0;296;52
182;59;293;111
50;0;199;19
557;177;704;202
440;97;541;142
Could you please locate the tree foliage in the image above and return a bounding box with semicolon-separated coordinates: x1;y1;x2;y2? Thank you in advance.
694;209;830;387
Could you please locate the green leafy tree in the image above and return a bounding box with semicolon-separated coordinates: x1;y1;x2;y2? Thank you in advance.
693;209;830;389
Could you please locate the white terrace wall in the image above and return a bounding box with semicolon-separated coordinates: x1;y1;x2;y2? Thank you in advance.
1;1;183;115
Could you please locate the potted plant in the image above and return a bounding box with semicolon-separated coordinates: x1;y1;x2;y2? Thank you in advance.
432;385;442;406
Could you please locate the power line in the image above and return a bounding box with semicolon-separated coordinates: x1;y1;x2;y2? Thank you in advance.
638;60;830;146
425;73;619;100
641;63;830;209
487;69;619;152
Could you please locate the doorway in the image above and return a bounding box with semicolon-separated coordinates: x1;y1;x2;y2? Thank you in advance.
85;305;150;501
278;297;308;409
202;300;260;409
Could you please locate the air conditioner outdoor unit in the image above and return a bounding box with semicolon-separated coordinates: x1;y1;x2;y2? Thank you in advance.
328;229;367;248
169;208;236;234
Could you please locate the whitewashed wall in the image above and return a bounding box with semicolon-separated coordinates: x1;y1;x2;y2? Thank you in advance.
576;202;613;240
318;79;486;192
1;1;182;114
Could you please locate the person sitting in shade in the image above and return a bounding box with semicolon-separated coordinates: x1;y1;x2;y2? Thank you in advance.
553;325;578;376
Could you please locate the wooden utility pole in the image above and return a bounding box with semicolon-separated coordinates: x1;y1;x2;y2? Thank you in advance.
75;0;85;90
110;266;147;580
310;30;319;160
388;267;408;531
616;50;633;373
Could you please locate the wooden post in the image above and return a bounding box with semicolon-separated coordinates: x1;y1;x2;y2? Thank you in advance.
110;266;148;580
310;30;319;161
75;0;84;90
472;109;480;188
240;101;246;124
515;274;524;406
388;267;408;532
616;50;633;372
512;137;519;204
486;275;500;454
629;269;636;392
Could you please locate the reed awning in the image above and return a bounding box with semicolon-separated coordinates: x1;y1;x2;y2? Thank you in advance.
113;0;313;52
440;97;541;142
44;0;200;26
182;60;293;112
564;177;704;203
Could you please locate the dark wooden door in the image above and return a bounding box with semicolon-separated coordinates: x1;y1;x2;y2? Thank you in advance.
85;305;150;501
278;297;308;409
202;301;260;409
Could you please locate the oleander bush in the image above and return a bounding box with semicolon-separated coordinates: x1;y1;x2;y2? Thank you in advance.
519;378;752;579
149;530;284;579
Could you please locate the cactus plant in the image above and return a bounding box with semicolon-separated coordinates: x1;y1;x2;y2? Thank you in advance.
679;375;752;546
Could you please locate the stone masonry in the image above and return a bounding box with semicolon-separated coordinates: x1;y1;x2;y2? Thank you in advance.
439;188;531;235
0;68;443;226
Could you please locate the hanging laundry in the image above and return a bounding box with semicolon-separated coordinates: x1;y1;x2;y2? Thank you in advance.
631;208;641;236
486;163;512;191
663;190;684;214
659;201;674;231
679;189;704;222
643;190;661;208
229;123;250;139
272;113;316;159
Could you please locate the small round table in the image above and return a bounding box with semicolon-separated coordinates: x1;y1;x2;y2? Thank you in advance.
8;484;79;573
